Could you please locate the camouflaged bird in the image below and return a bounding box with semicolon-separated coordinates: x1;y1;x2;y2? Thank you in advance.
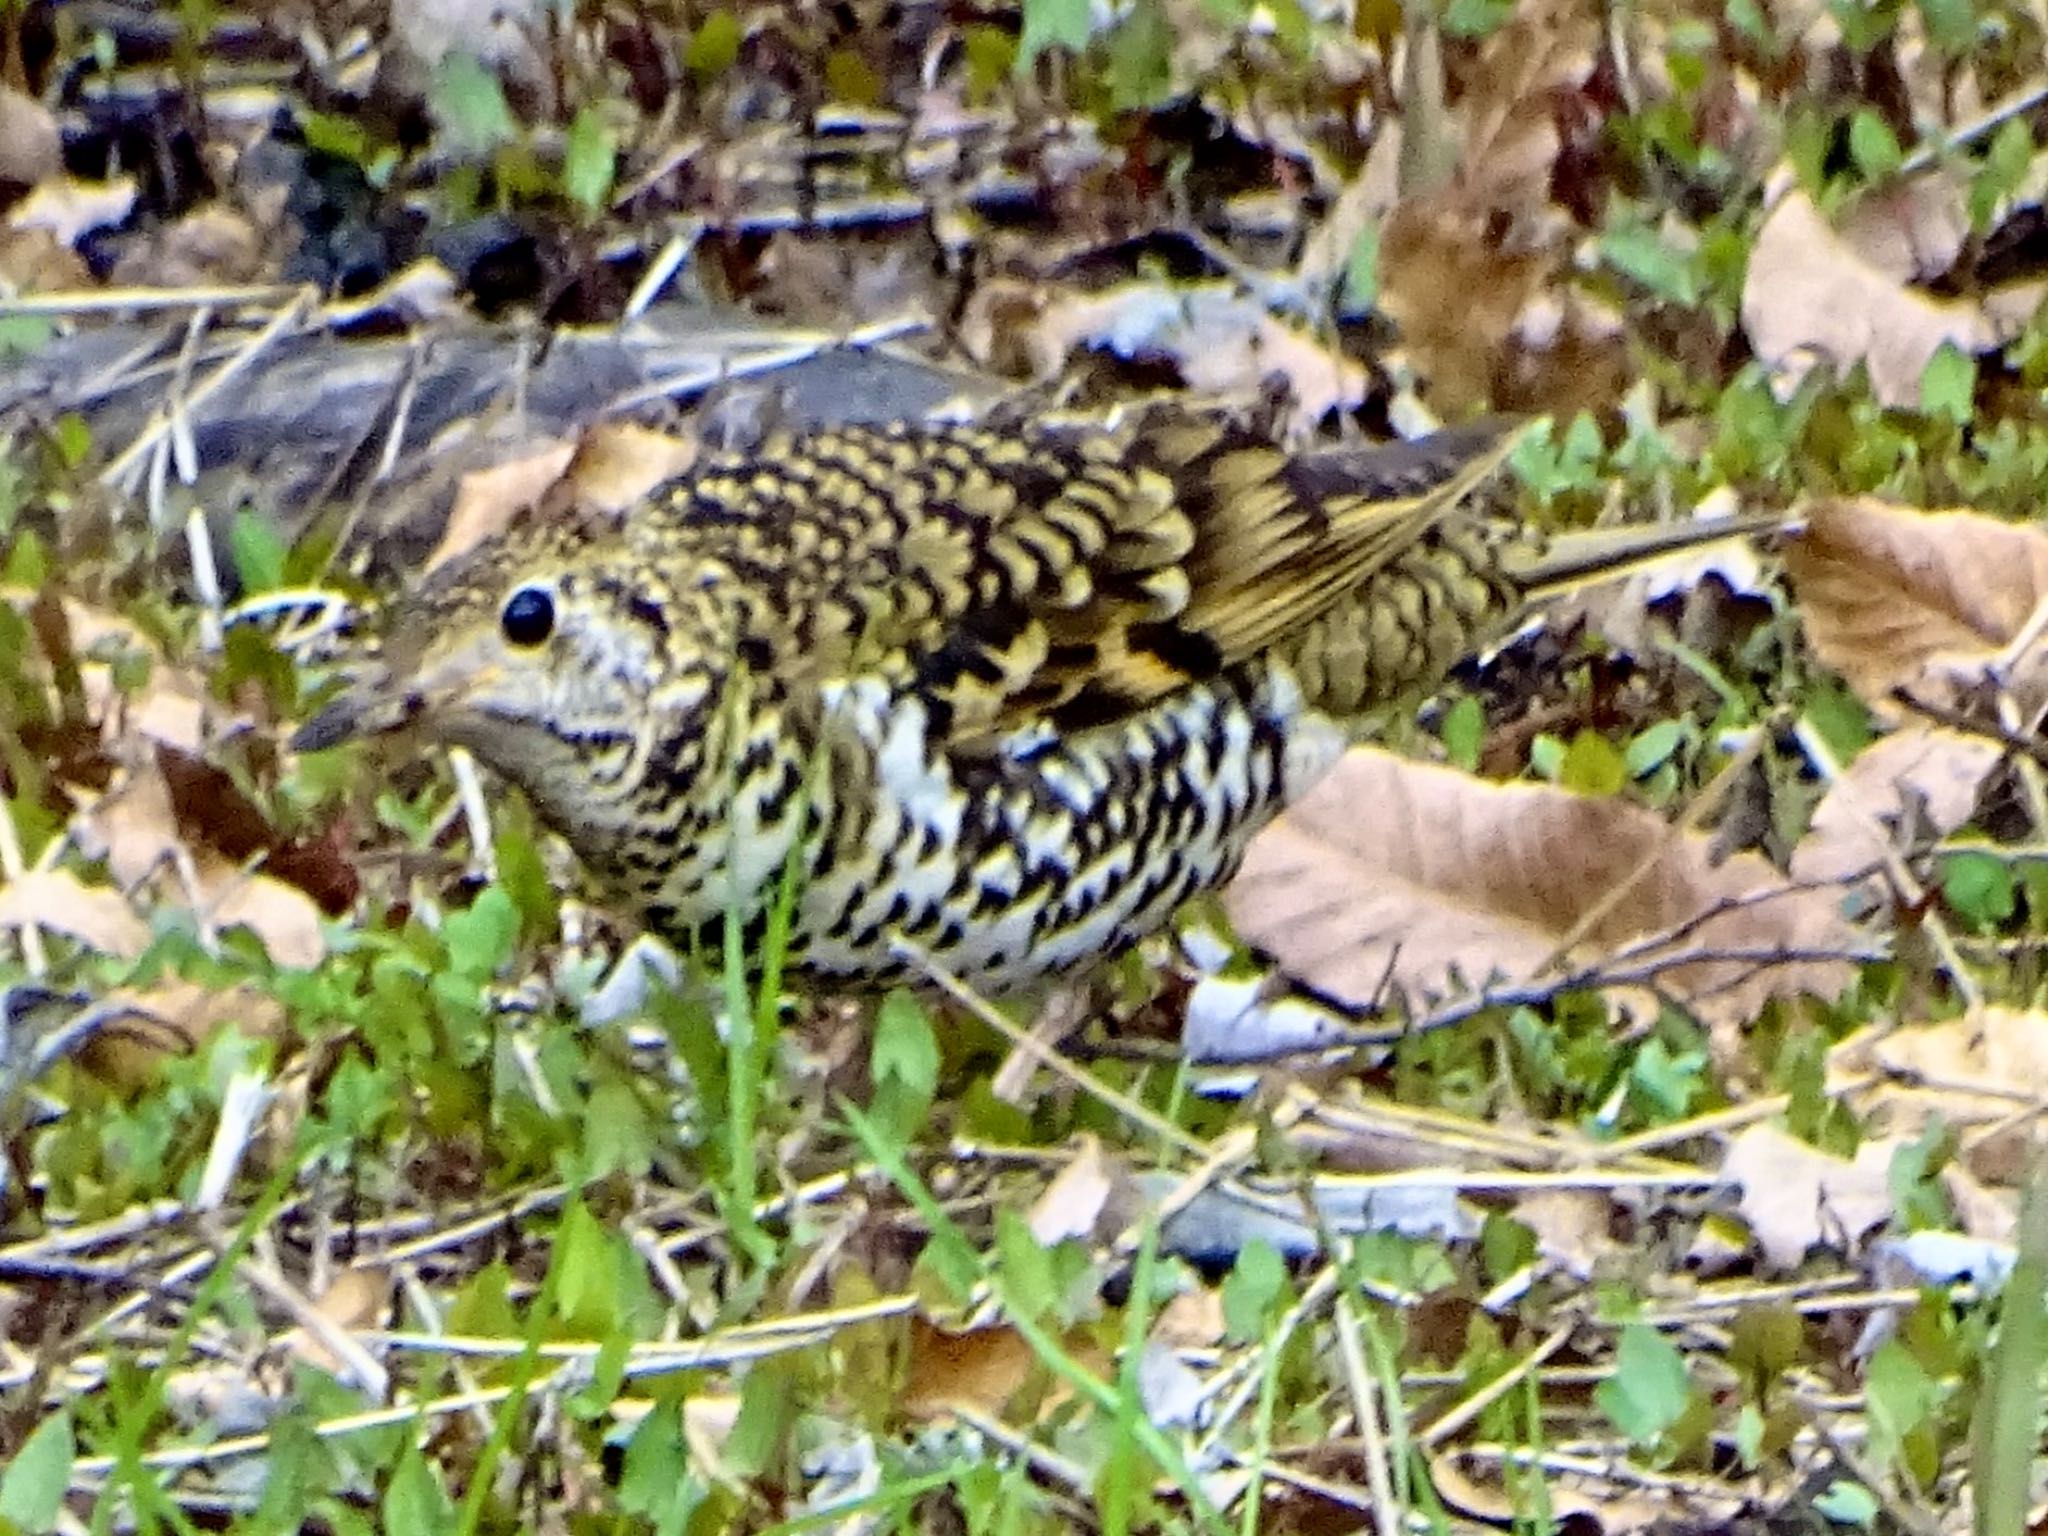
295;411;1754;992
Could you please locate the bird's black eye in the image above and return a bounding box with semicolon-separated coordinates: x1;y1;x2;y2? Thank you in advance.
500;586;556;648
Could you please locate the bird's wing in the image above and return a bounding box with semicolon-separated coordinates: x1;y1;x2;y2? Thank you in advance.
648;416;1523;743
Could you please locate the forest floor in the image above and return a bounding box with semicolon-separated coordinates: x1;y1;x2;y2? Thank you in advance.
5;1;2048;1532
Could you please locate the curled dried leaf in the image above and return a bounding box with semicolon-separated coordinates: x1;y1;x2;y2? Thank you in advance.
1719;1123;1899;1269
0;869;150;959
1224;748;1856;1028
1784;496;2048;713
1742;178;1998;407
1790;726;2001;886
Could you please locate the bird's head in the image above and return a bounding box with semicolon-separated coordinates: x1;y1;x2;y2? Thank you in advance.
294;529;738;858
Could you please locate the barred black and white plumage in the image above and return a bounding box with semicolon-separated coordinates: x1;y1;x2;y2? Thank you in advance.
294;410;1761;992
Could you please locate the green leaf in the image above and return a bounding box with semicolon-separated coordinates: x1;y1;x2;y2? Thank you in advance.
1628;1037;1705;1120
382;1447;456;1536
1864;1340;1937;1477
430;52;517;157
1440;694;1484;772
995;1208;1059;1323
0;1411;74;1532
230;511;288;594
1919;342;1975;424
580;1076;655;1183
1602;222;1700;306
562;106;617;214
1596;1324;1692;1445
727;1357;795;1478
872;990;939;1096
620;1399;703;1536
1221;1239;1287;1343
493;823;558;945
301;109;374;165
1847;109;1903;182
1442;0;1514;35
1813;1481;1879;1528
1625;719;1687;778
686;11;741;77
1017;0;1093;67
51;413;93;469
1942;850;2016;929
1914;0;1973;53
443;885;519;980
1560;730;1627;797
1340;223;1380;315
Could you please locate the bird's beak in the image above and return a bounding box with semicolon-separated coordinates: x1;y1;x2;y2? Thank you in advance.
290;656;505;752
290;669;417;752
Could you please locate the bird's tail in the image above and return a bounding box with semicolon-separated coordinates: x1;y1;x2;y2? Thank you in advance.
1504;511;1802;597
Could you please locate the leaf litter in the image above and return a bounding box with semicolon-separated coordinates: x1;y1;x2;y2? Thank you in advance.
7;2;2048;1534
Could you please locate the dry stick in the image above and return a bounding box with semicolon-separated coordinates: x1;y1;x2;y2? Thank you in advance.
1901;80;2048;172
1790;717;1978;1009
1415;1321;1576;1448
893;937;1206;1157
0;282;310;316
98;290;311;498
1332;1287;1403;1536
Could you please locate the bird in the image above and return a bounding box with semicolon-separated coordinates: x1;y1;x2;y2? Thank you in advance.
293;409;1764;995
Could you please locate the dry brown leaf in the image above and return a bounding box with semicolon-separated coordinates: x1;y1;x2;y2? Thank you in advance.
0;869;151;959
77;980;285;1092
1841;1009;2048;1157
1742;178;1998;408
1150;1287;1226;1350
6;175;138;247
1511;1188;1616;1280
0;225;90;291
79;760;329;968
900;1320;1040;1420
1026;1134;1118;1246
285;1266;394;1376
1790;726;2001;885
1784;496;2048;712
205;872;327;969
0;89;62;188
1375;0;1614;416
109;203;270;288
979;279;1365;426
1719;1123;1900;1269
564;422;698;513
426;439;577;573
1224;748;1856;1027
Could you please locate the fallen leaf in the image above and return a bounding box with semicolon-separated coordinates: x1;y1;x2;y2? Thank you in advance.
206;872;327;969
0;869;151;959
76;980;285;1092
1841;1008;2048;1162
426;439;577;573
1512;1188;1617;1280
1784;496;2048;713
564;422;698;513
1224;748;1857;1028
1742;176;1999;408
0;89;62;187
976;278;1365;426
285;1266;393;1376
1026;1134;1117;1246
1790;726;2001;885
1719;1123;1900;1269
109;203;270;288
900;1320;1040;1420
79;759;330;967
